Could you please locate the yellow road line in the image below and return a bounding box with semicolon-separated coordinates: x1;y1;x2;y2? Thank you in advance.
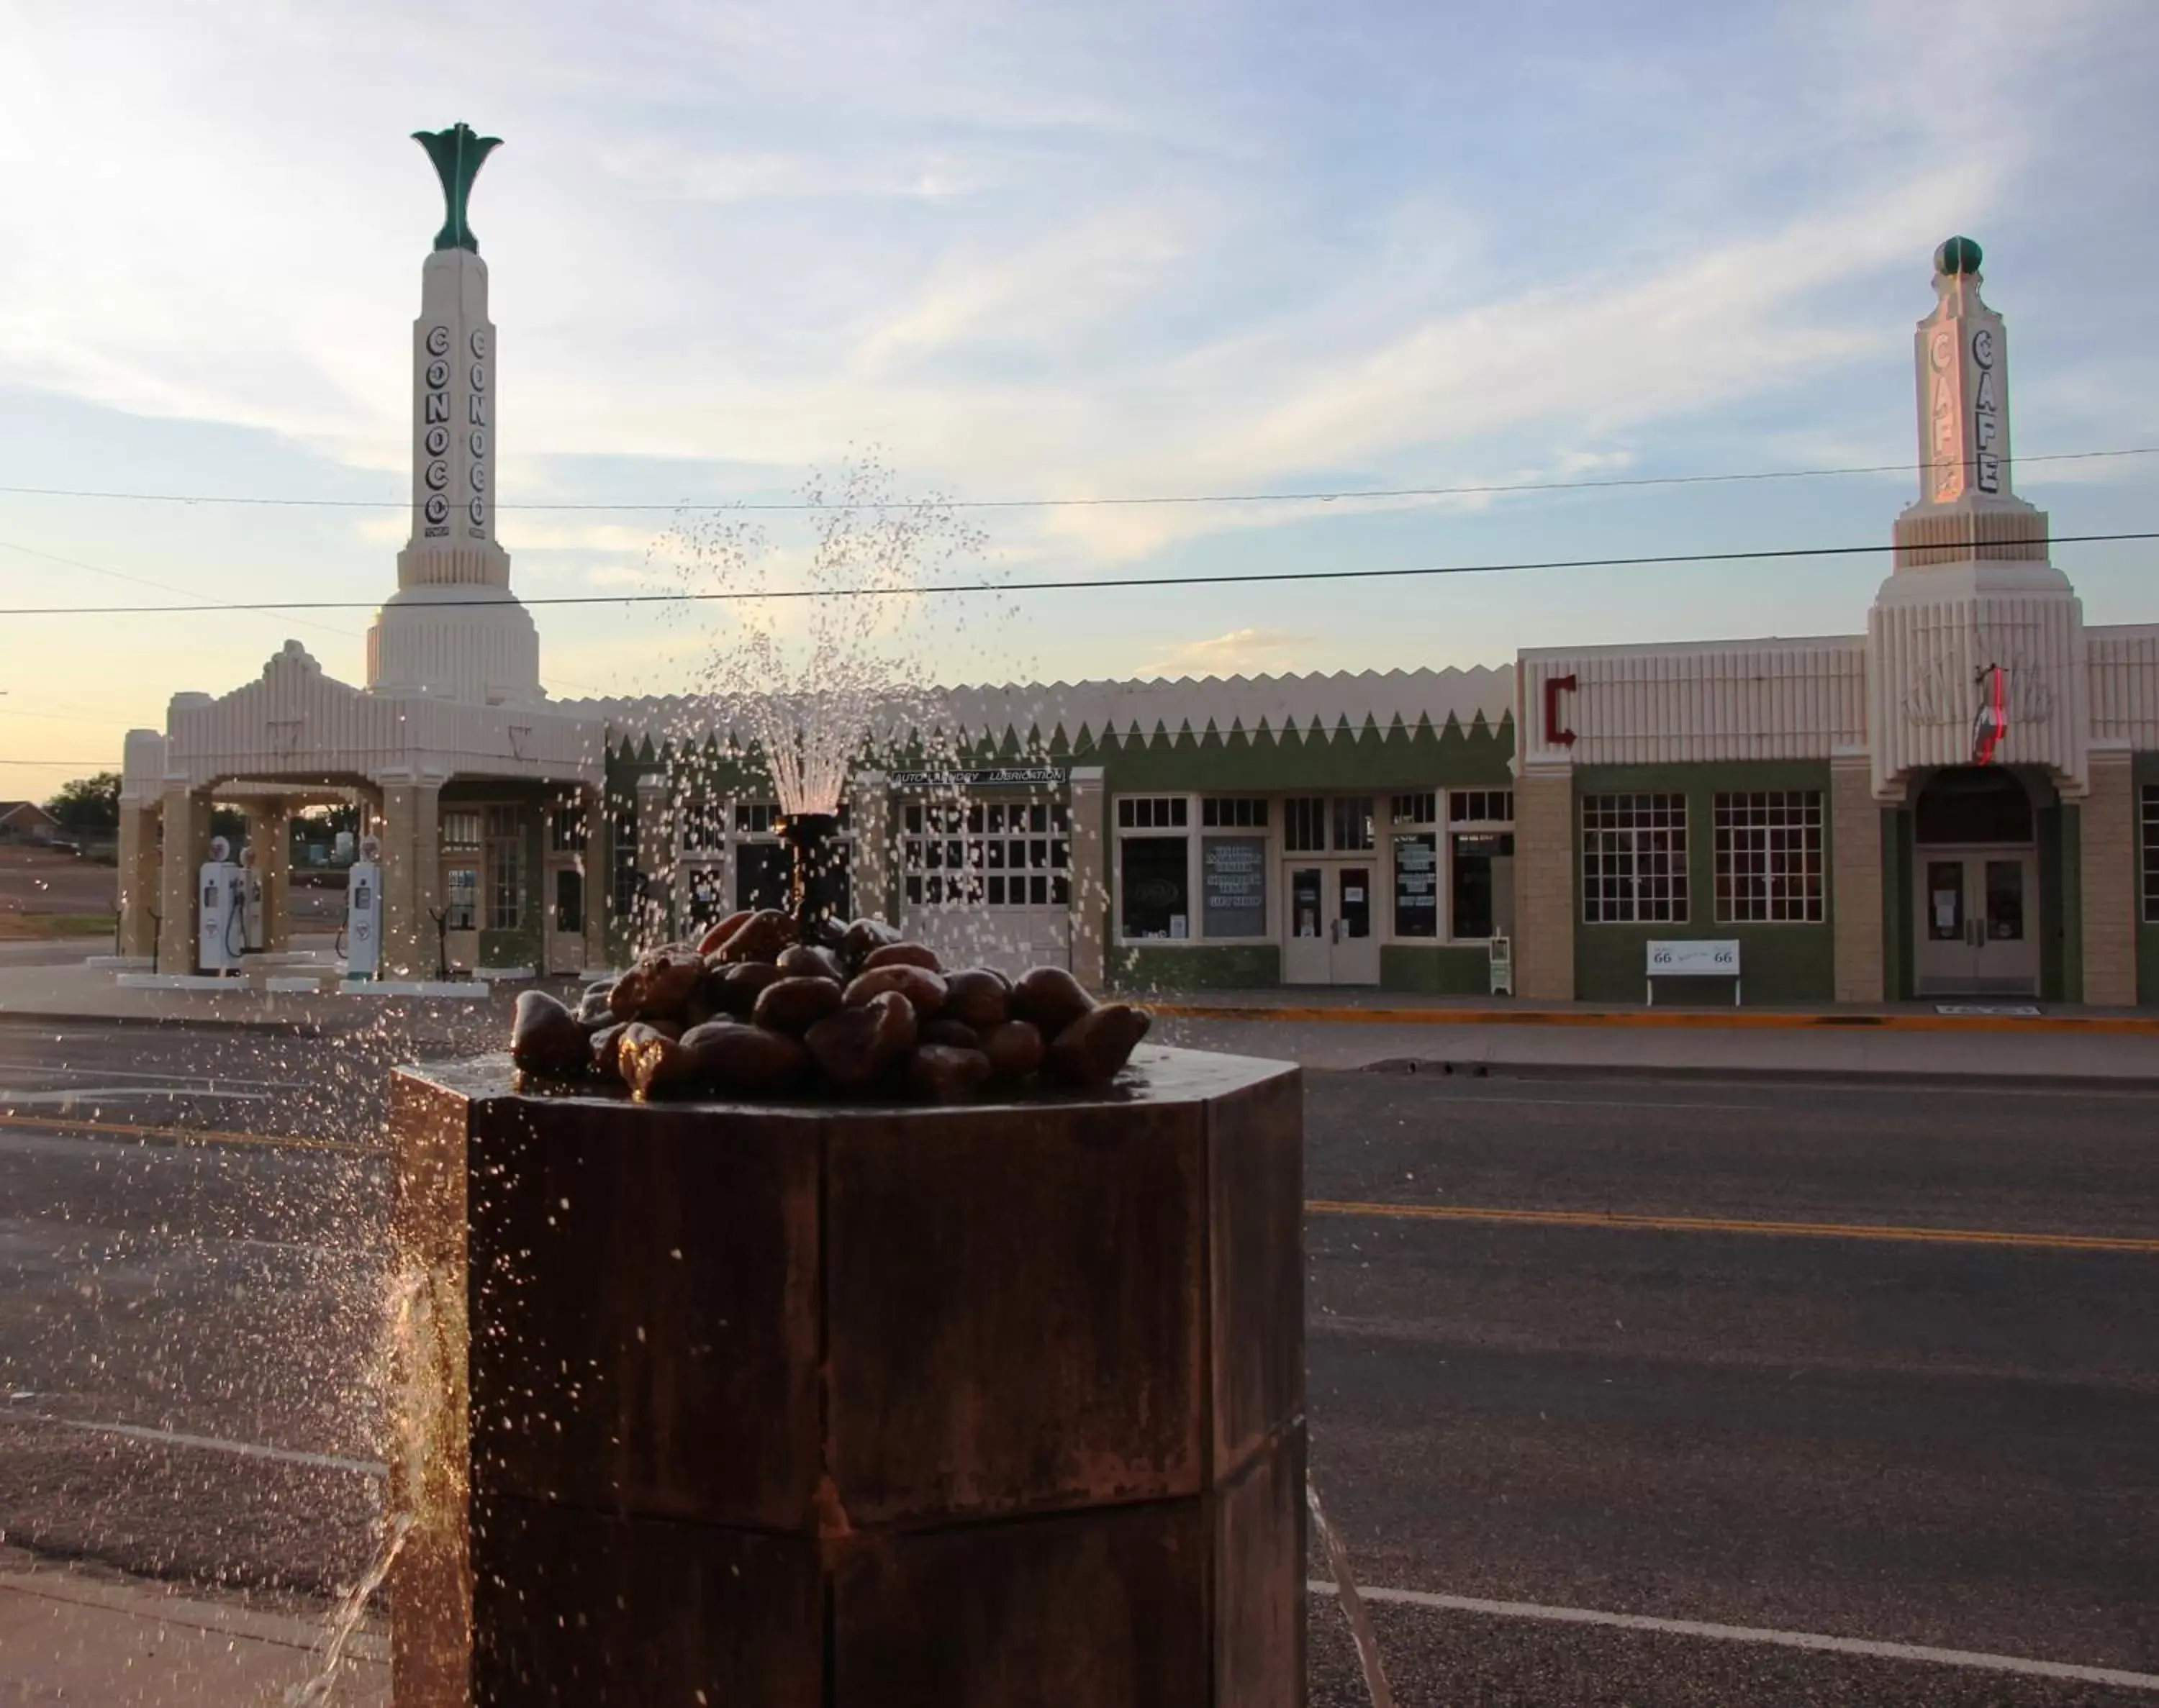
1308;1199;2159;1255
0;1110;376;1156
1159;1003;2159;1035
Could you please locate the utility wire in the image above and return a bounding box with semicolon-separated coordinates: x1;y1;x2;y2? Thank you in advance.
0;448;2152;514
0;531;2148;617
0;537;609;695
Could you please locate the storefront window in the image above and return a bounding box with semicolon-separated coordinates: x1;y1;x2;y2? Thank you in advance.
609;807;639;920
1285;798;1326;853
905;799;1068;907
1450;832;1514;939
549;801;589;853
1120;837;1189;939
1331;796;1375;851
1714;791;1822;923
1203;837;1267;936
444;867;478;931
2144;786;2159;924
684;864;727;930
1582;794;1686;924
1118;796;1187;829
680;800;725;853
1393;833;1438;937
1449;789;1514;824
485;807;524;931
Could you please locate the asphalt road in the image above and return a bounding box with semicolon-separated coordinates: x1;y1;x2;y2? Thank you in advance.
0;1019;2155;1704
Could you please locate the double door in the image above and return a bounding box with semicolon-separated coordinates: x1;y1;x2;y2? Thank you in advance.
1282;862;1379;985
1914;847;2038;996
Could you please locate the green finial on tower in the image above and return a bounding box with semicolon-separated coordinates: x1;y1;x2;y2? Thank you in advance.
413;122;502;253
1934;235;1983;277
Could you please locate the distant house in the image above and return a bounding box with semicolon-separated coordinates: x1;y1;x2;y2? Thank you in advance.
0;802;63;845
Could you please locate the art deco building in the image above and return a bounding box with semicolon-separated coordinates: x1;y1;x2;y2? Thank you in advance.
113;136;2159;1004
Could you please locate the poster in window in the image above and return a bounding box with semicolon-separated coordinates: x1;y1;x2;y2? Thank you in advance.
1202;837;1267;937
1393;833;1438;937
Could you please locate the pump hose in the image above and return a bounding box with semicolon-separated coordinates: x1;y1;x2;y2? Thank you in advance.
226;884;246;963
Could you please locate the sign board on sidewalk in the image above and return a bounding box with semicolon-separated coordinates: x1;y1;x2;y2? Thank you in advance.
1646;940;1739;976
1645;938;1740;1006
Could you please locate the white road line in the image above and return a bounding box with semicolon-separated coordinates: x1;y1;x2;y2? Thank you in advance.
0;1405;384;1479
0;1088;278;1104
1309;1581;2159;1691
0;1066;302;1089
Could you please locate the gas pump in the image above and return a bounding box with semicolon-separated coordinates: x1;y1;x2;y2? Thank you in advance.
346;835;384;980
241;846;266;953
196;835;246;974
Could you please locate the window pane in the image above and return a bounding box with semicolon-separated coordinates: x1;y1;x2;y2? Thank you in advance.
1393;833;1438;937
1203;837;1267;936
1120;836;1189;938
1711;790;1823;924
1582;794;1688;923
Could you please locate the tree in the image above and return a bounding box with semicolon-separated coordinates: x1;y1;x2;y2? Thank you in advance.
46;772;119;837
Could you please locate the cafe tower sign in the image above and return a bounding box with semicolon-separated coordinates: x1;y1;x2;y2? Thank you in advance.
365;122;543;707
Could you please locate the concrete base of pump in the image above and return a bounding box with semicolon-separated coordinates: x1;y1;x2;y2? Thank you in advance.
386;1045;1307;1708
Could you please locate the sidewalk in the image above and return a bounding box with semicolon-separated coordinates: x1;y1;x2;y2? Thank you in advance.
4;946;2157;1083
1141;987;2159;1082
0;945;525;1040
0;1550;386;1706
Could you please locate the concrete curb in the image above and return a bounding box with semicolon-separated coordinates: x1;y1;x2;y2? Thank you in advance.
0;1009;327;1037
1338;1058;2159;1093
1149;1001;2159;1036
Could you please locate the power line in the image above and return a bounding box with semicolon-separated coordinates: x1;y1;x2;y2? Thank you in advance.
0;536;609;696
0;448;2152;514
0;530;2147;617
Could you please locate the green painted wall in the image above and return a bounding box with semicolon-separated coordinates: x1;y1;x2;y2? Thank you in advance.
1110;943;1281;991
1097;712;1513;793
2062;804;2083;1004
1880;807;1914;1001
602;714;1520;987
2038;805;2073;1002
1572;761;1836;1005
1380;943;1492;994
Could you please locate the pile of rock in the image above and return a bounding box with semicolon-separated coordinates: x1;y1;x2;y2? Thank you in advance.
510;908;1152;1103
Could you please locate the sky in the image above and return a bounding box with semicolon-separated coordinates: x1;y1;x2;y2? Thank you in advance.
0;0;2155;799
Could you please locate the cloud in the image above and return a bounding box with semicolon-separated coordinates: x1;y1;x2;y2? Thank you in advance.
0;0;2153;704
1141;627;1317;678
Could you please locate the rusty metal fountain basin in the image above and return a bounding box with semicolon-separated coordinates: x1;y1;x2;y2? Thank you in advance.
387;1043;1306;1708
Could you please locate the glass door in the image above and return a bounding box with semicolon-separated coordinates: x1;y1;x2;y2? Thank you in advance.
1283;865;1329;984
545;863;587;975
1331;865;1379;984
1914;850;2039;996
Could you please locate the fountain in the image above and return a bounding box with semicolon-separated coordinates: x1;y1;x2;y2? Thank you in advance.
372;455;1305;1699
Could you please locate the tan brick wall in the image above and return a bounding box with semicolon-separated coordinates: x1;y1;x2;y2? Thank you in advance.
246;803;293;953
2081;750;2137;1007
380;783;442;979
1068;768;1107;990
117;802;160;958
155;787;207;973
1513;769;1575;1001
1829;758;1884;1003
